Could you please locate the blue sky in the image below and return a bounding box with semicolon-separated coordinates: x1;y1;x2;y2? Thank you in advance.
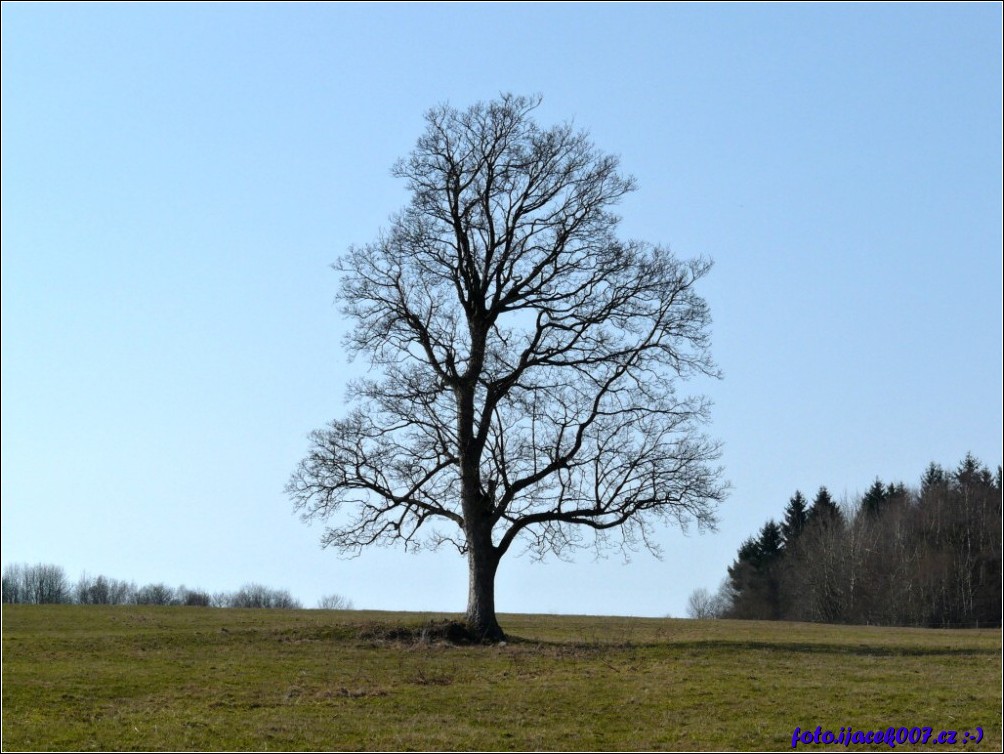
2;3;1001;617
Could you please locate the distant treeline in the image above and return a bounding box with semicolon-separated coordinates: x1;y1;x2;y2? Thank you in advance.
1;565;353;610
692;454;1001;628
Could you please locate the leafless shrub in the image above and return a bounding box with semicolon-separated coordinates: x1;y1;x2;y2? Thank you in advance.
227;583;302;609
317;593;354;610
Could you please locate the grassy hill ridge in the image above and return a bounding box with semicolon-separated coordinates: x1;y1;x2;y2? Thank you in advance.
3;605;1000;751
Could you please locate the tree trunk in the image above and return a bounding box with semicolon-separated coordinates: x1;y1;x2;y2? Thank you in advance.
465;531;504;642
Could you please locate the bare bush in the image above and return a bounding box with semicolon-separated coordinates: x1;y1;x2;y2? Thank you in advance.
226;583;302;609
177;586;211;606
134;583;177;605
317;593;354;610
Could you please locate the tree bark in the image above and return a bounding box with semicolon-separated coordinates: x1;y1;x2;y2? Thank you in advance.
465;529;503;642
456;322;504;642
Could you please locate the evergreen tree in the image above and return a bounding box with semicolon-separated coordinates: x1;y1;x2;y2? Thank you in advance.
757;520;784;563
954;452;983;490
725;537;759;617
780;491;809;547
807;486;842;528
720;454;1000;628
861;479;888;517
920;462;947;496
726;520;784;619
885;482;908;499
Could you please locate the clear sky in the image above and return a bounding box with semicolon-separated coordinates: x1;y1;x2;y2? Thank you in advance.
3;3;1001;617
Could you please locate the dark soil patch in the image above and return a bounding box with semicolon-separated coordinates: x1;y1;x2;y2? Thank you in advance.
357;619;490;645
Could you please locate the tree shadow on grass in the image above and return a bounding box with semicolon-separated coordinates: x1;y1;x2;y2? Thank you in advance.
265;619;999;657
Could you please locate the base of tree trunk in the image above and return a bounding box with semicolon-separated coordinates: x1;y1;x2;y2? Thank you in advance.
464;613;506;643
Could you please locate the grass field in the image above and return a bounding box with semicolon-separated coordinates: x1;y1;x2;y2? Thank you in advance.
2;605;1000;751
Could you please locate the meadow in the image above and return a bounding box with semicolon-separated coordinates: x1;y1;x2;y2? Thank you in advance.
2;605;1000;751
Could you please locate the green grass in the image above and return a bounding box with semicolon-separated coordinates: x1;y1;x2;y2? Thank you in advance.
2;605;1000;751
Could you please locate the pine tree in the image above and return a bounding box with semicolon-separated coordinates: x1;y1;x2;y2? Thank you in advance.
861;479;888;517
726;520;784;619
807;486;843;528
954;452;983;490
920;462;947;496
757;520;784;563
780;491;809;548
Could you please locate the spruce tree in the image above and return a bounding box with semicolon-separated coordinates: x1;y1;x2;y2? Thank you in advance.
920;462;947;495
780;491;809;548
808;486;843;528
725;520;784;619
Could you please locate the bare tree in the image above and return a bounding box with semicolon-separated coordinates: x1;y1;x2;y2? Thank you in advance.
686;587;722;619
227;583;302;609
6;563;72;604
288;94;725;641
317;593;354;610
134;582;177;605
2;563;26;604
76;573;136;605
177;586;212;607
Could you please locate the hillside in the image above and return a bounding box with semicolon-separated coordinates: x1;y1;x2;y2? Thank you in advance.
2;606;1000;751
